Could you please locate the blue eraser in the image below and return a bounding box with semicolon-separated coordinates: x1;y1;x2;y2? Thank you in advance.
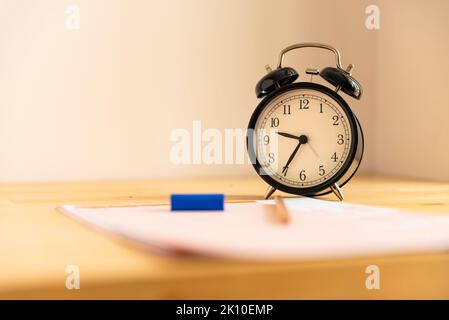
170;194;224;211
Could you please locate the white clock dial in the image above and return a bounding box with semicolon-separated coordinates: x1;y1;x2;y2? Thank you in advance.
254;88;353;188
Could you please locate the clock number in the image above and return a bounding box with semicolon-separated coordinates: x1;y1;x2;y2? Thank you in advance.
268;152;275;164
331;152;338;162
299;99;309;110
271;117;279;127
319;165;325;176
299;170;306;181
283;104;291;115
332;115;339;126
337;134;344;145
320;103;324;113
263;135;270;145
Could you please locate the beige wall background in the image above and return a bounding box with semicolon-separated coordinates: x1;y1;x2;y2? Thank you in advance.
375;0;449;181
0;0;445;182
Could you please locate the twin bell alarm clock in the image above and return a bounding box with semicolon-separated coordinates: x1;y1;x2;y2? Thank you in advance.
247;43;363;200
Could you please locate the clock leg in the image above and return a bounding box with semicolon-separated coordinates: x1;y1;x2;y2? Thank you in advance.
330;183;344;201
264;186;276;200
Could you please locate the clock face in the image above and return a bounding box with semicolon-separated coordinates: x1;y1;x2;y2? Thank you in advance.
249;83;357;193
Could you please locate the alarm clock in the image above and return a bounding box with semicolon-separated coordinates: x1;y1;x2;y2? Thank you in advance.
247;43;364;201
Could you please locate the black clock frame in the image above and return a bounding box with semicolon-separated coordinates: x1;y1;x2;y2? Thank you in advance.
247;82;363;196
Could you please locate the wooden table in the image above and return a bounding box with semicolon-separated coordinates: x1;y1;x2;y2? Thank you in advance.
1;176;449;299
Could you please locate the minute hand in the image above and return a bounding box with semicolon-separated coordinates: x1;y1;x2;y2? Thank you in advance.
281;135;308;176
282;143;302;176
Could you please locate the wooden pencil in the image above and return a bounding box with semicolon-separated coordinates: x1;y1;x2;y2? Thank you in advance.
274;195;291;224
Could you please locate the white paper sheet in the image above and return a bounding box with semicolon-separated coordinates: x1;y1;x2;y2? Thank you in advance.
58;198;449;261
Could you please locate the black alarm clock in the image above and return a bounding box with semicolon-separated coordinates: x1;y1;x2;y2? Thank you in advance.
247;43;363;201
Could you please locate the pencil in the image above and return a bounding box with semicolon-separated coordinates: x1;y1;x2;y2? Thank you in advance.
274;195;291;224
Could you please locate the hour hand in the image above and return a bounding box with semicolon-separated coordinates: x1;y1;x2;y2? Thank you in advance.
277;131;301;140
